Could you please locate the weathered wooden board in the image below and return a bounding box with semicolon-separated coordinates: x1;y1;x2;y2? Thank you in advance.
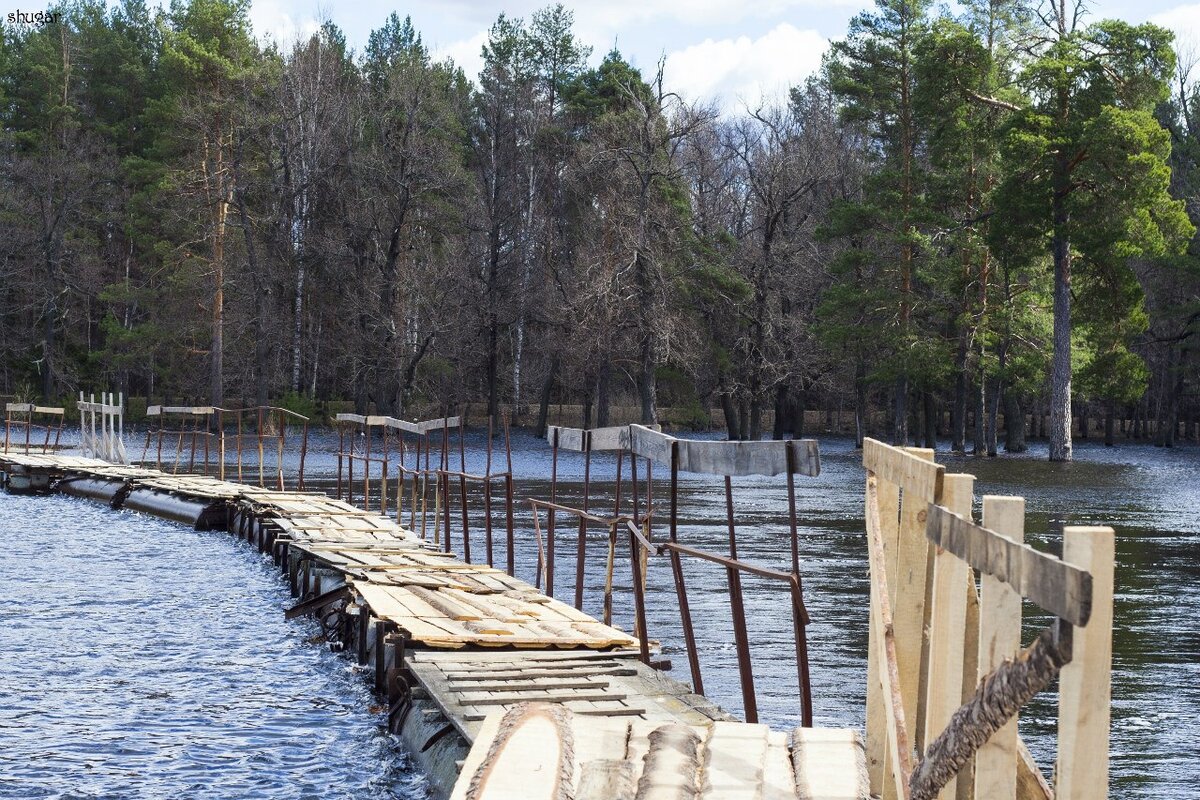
791;728;870;799
925;504;1092;626
629;425;820;477
862;438;943;502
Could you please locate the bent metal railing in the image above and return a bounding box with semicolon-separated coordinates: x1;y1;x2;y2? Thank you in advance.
335;413;516;572
3;402;64;454
629;425;820;727
862;438;1114;800
529;425;656;663
142;405;309;489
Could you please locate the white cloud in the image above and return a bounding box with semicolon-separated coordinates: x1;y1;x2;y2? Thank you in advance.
249;0;321;47
433;31;489;82
573;0;856;36
663;23;828;108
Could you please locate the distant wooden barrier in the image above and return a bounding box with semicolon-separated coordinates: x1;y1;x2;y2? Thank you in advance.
862;438;1115;800
334;413;516;574
3;402;64;455
143;405;309;489
77;392;128;463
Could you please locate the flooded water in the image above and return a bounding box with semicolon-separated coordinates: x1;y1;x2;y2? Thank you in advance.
1;428;1195;798
0;493;425;800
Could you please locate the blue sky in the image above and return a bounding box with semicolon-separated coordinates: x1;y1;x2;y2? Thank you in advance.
238;0;1200;107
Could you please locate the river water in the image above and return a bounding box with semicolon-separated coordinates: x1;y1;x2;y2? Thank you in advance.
0;430;1194;798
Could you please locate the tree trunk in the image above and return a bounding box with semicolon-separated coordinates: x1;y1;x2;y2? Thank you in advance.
973;371;986;456
721;392;739;440
1004;391;1026;453
951;337;968;452
1048;178;1073;461
924;391;937;449
738;399;750;441
1104;402;1116;446
749;395;763;441
793;387;807;439
596;359;611;428
534;356;558;438
234;171;269;407
855;361;867;448
893;375;908;445
986;378;999;457
773;384;789;439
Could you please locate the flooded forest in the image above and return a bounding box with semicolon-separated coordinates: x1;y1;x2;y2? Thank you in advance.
2;0;1199;461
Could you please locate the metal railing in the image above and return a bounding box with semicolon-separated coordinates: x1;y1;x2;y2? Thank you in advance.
334;413;516;571
142;405;309;489
628;425;820;726
3;402;64;454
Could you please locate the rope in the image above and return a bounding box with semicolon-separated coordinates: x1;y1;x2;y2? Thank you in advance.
909;625;1070;800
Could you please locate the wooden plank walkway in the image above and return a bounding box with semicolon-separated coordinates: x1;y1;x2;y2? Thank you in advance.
0;451;869;800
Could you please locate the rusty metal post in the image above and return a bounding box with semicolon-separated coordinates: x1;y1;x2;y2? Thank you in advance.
728;563;758;723
348;422;356;507
364;421;372;511
791;575;814;727
299;419;308;492
503;415;514;576
669;440;704;695
546;427;560;597
629;522;652;666
483;415;494;567
458;417;470;563
575;431;592;611
257;406;265;487
441;421;451;552
337;422;344;500
236;409;244;482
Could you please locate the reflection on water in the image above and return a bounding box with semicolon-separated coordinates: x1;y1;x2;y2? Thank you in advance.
0;494;427;800
2;429;1196;798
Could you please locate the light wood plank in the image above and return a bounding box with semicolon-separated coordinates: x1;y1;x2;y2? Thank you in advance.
1055;526;1114;800
792;728;870;800
922;473;975;800
925;505;1092;626
973;496;1024;800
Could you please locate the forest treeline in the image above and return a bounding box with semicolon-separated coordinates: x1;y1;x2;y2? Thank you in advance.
2;0;1199;459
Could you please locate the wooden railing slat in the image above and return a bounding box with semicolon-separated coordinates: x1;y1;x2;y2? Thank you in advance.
925;505;1093;626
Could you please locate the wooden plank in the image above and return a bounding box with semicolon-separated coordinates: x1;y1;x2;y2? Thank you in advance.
865;463;899;797
457;690;626;706
922;473;975;800
973;497;1024;800
627;424;819;476
865;475;914;800
445;667;637;682
1055;526;1114;800
701;721;769;800
449;709;505;800
792;728;870;800
925;505;1092;626
763;729;797;800
635;723;703;798
450;704;573;800
578;760;636;800
863;439;943;502
454;678;611;693
892;447;935;770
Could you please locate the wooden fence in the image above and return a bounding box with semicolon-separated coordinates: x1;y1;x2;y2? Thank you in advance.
863;438;1115;800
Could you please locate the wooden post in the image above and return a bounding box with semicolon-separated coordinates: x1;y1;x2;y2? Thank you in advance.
1056;526;1115;800
922;473;975;800
866;468;901;795
974;496;1024;800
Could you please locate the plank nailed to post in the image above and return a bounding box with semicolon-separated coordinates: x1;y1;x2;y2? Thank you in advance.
924;504;1093;627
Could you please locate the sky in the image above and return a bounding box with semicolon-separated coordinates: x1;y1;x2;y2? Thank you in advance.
238;0;1200;109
